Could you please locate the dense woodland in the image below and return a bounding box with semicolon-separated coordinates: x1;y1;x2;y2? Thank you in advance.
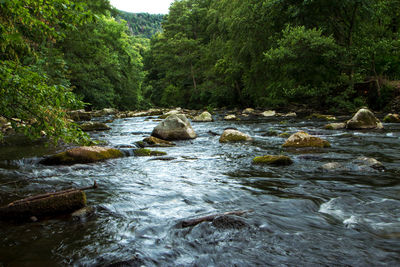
1;0;400;143
116;11;164;38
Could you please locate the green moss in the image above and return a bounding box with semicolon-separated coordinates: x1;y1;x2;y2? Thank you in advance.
279;132;290;138
134;148;167;156
383;114;400;123
253;155;293;166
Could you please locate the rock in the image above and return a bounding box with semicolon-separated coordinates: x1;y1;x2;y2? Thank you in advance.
149;157;177;161
346;108;383;130
212;215;248;229
71;206;94;220
80;122;111;131
252;155;293;166
282;131;330;148
224;114;238;121
151;114;197;140
192;111;213;122
309;113;336;121
261;110;276;117
68;110;92;121
141;136;176;147
383;113;400;123
219;129;252;143
320;162;346;171
324;122;347;130
280;112;297;117
159;109;181;119
133;148;167;157
242;108;255;114
101;108;118;116
353;156;385;171
279;132;290;138
40;146;123;165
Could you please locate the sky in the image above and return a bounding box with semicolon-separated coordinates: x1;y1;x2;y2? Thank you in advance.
109;0;174;14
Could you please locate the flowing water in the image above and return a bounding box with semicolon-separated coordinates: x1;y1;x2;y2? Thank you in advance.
0;114;399;266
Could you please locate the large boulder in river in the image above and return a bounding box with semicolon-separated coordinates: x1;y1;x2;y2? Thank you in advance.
219;129;252;143
151;114;197;140
192;111;213;122
346;108;383;130
40;146;123;165
282;131;330;148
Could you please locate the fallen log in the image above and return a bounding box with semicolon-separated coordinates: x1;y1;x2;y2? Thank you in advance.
180;210;253;228
0;181;97;221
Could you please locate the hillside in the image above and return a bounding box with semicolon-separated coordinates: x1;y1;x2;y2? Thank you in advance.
116;11;164;38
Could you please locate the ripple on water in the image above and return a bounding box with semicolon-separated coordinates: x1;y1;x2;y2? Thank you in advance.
0;116;399;266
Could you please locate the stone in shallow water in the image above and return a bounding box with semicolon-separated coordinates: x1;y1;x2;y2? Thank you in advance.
40;146;123;165
219;129;252;143
252;155;293;166
282;131;330;148
151;114;196;140
192;111;213;122
346;108;383;130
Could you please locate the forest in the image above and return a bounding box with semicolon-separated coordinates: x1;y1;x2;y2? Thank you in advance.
1;0;400;143
116;11;164;38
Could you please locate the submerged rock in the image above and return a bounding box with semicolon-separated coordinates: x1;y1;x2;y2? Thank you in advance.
252;155;293;166
353;156;385;171
282;131;330;148
320;162;346;172
133;148;167;157
219;129;252;143
80;121;111;132
212;215;248;229
151;114;197;140
141;136;176;147
71;206;94;220
324;123;346;130
383;113;400;123
192;111;213;122
346;108;383;130
40;146;123;165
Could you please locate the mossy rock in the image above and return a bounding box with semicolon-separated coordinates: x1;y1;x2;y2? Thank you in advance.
279;132;290;138
142;136;176;147
308;113;336;121
0;190;86;221
324;123;346;130
40;146;123;165
383;113;400;123
252;155;293;166
80;122;111;132
219;129;252;143
282;131;330;148
346;108;383;129
133;148;167;157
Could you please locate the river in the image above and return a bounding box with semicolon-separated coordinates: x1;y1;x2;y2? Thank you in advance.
0;114;399;266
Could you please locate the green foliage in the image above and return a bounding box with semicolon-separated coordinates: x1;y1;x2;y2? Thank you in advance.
116;11;164;38
143;0;400;111
61;16;145;110
0;0;145;144
263;26;341;107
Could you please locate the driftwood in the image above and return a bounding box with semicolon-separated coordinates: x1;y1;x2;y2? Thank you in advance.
0;181;97;221
180;210;252;228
